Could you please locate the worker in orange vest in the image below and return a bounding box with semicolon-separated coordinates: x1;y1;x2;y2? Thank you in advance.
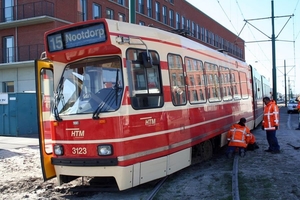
296;96;300;130
226;118;256;158
262;97;280;153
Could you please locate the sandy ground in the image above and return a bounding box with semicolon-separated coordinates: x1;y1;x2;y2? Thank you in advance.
1;106;300;200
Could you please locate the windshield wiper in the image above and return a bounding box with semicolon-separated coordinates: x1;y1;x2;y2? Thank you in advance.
93;70;122;119
92;88;116;119
114;69;121;105
53;102;62;121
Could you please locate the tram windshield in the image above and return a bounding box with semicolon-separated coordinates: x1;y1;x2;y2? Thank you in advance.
54;56;123;115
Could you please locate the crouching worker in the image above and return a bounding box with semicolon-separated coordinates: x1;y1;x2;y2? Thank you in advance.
226;118;256;158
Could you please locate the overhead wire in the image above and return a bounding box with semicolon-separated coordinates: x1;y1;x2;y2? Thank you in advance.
292;0;300;41
216;0;239;35
216;0;270;72
292;0;300;93
292;0;300;54
235;0;271;72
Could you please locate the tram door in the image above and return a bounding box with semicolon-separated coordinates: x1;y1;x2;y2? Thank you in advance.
35;60;56;181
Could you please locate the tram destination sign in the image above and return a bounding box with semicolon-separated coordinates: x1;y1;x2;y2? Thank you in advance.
47;23;106;52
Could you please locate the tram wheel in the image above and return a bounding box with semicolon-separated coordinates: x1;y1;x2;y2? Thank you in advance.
200;140;213;161
192;140;213;164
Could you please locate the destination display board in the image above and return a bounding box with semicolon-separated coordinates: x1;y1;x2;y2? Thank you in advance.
47;23;107;52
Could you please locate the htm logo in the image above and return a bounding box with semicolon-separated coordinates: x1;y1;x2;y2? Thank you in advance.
145;118;156;126
71;130;85;137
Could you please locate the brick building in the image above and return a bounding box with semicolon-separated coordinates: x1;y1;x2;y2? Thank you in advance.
0;0;245;93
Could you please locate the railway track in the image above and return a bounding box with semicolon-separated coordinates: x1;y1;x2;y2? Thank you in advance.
232;154;240;200
66;150;238;199
38;149;248;199
146;176;168;200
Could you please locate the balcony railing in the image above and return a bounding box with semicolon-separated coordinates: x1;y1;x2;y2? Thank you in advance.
0;1;54;23
0;44;45;64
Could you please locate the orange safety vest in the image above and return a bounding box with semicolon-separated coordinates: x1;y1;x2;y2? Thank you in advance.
227;124;254;148
246;133;256;144
262;100;279;130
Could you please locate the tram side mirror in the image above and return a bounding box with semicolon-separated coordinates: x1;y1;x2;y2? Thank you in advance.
139;52;152;68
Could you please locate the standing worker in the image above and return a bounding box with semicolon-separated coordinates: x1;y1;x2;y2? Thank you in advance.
226;118;256;158
296;96;300;130
262;97;280;154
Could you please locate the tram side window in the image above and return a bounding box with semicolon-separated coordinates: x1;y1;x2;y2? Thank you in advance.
168;54;186;106
262;84;269;97
204;62;221;102
231;69;241;100
219;66;232;101
261;77;270;97
239;72;249;99
127;49;163;109
256;78;262;99
185;57;206;104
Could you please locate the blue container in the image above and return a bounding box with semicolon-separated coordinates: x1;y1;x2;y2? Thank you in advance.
0;93;38;136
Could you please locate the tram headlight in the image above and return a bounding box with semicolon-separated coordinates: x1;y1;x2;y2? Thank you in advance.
53;144;64;156
97;144;113;156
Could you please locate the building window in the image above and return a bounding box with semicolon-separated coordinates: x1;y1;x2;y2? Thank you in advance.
117;0;125;6
200;27;205;41
224;39;228;50
219;37;223;49
196;24;200;39
207;31;211;44
93;3;101;19
169;9;174;28
155;2;160;21
176;13;180;29
138;0;144;14
2;81;14;92
3;0;14;21
78;0;87;21
139;21;145;25
118;13;126;21
186;19;190;32
169;0;174;4
211;33;215;45
181;16;185;29
191;22;195;37
215;34;219;47
3;36;14;63
106;8;114;19
162;6;167;24
147;0;152;17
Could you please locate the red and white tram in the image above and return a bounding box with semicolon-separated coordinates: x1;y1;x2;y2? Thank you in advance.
35;18;270;190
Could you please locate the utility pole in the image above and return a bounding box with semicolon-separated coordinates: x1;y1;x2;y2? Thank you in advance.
129;0;136;24
288;77;291;99
242;1;294;103
284;60;287;106
271;0;277;102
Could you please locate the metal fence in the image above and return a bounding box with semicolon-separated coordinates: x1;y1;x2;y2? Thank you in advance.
0;1;54;22
0;44;45;63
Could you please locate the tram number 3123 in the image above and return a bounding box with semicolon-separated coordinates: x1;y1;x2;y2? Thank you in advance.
72;147;87;155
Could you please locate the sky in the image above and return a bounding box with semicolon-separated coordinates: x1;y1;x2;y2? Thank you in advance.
186;0;300;97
